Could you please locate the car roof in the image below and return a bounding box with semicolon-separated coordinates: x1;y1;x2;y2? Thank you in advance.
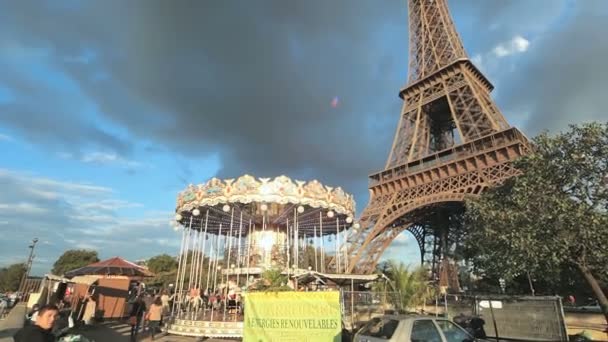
376;314;447;321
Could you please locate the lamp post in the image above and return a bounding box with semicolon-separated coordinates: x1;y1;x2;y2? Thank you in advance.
19;238;39;295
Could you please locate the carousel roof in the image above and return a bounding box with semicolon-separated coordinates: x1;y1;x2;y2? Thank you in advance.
173;175;357;236
65;257;154;278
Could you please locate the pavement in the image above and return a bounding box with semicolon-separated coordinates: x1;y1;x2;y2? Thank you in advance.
71;321;240;342
0;303;26;342
0;305;240;342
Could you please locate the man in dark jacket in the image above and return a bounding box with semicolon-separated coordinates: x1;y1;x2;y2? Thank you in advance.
14;304;59;342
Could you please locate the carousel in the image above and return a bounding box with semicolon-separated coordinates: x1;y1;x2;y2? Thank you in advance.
166;175;365;338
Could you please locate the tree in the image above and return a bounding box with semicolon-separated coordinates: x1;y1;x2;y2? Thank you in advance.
464;123;608;323
256;268;290;291
52;249;99;276
147;254;178;274
0;263;26;292
377;260;433;311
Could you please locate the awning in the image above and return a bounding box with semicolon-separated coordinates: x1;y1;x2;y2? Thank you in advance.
70;275;100;286
65;257;154;278
293;271;380;287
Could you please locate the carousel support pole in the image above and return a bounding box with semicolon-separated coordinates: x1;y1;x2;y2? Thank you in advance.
286;217;290;280
313;225;318;272
224;207;235;321
171;221;188;316
236;211;243;287
196;210;209;315
189;229;200;316
177;216;194;315
336;218;340;273
245;220;253;289
211;224;222;322
320;212;324;273
343;222;349;274
205;234;214;303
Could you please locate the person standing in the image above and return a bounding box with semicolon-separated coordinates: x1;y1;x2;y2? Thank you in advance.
160;291;170;315
13;304;59;342
146;297;163;340
128;295;147;342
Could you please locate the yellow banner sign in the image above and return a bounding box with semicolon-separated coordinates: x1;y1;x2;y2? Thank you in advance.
244;291;342;342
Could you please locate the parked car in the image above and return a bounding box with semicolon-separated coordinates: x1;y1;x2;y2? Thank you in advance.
353;315;486;342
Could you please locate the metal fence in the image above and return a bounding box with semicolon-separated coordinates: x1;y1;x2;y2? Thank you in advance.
340;290;402;330
439;294;568;341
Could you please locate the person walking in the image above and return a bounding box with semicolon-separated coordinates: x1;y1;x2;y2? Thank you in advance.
128;295;147;342
14;304;59;342
146;297;163;340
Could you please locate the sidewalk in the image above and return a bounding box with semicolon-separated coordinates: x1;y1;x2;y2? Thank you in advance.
0;303;26;342
75;321;240;341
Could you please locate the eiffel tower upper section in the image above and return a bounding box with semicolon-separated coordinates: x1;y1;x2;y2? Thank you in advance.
386;0;511;169
336;0;530;275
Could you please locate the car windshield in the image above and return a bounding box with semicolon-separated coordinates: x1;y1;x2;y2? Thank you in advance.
435;320;474;342
358;317;400;339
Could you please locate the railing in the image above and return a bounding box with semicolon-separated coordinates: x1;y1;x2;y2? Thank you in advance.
340;290;402;330
369;127;527;187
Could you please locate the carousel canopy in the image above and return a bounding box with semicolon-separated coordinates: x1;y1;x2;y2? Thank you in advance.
173;175;357;236
65;257;154;278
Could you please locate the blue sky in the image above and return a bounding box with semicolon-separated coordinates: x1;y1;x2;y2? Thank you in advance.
0;0;606;275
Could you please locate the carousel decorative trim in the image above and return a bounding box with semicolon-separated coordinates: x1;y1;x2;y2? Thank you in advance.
176;175;356;217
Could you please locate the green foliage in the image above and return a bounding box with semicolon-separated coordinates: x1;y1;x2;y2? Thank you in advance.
376;260;433;311
464;122;608;319
147;254;178;274
0;263;26;292
52;249;99;276
257;268;290;291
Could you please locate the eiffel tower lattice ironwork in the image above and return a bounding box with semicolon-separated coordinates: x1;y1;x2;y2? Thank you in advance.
329;0;530;282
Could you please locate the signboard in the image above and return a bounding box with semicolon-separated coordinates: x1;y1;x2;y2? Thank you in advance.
244;291;342;342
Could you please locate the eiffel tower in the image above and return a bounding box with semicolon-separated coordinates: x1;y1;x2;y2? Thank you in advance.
331;0;530;285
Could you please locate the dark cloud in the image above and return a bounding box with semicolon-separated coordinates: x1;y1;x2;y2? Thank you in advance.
497;1;608;134
0;0;606;211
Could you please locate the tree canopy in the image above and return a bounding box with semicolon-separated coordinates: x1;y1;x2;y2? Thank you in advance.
464;122;608;322
0;263;26;292
52;249;99;276
147;254;178;274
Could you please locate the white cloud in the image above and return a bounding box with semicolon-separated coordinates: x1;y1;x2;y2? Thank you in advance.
81;152;145;169
0;202;48;214
0;133;13;142
75;199;143;212
0;169;113;196
492;35;530;58
58;151;148;170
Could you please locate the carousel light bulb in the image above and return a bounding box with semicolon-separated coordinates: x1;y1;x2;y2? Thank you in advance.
231;264;236;268
175;213;183;221
222;204;231;212
346;216;353;224
260;203;268;211
292;264;297;269
353;223;361;229
327;210;334;218
217;265;222;270
297;206;304;213
192;208;200;216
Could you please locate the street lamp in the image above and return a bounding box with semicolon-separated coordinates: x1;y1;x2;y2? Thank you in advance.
19;238;39;295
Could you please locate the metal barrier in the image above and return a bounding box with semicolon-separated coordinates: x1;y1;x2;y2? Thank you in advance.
340;291;402;330
441;294;568;341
